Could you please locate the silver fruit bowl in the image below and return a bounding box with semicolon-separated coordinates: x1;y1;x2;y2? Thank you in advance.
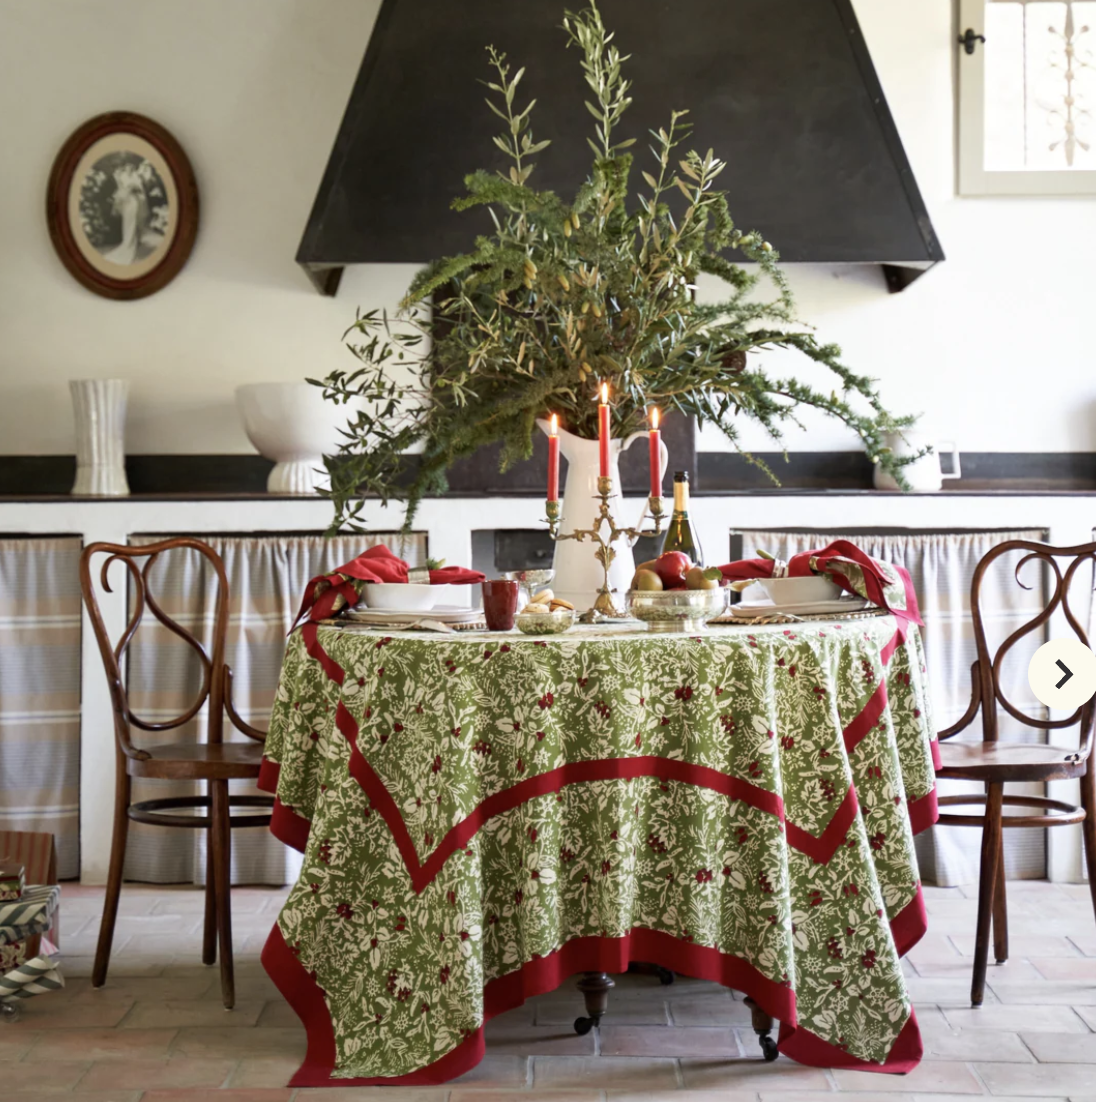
626;587;729;633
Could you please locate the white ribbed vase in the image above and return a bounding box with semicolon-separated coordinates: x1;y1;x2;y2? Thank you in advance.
70;379;130;496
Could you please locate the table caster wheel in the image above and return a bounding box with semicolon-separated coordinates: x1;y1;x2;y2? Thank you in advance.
574;1016;594;1036
759;1034;779;1062
657;967;674;985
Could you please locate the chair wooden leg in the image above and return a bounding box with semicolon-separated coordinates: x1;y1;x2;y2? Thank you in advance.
211;779;235;1009
202;784;217;967
1079;756;1096;926
93;760;131;988
971;782;1004;1006
992;834;1008;964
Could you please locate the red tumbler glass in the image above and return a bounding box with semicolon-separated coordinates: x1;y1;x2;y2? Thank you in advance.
481;579;520;631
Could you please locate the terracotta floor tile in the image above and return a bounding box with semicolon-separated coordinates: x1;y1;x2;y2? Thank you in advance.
679;1059;830;1092
599;1025;740;1058
448;1054;531;1087
8;1093;142;1102
76;1057;237;1090
976;1062;1096;1096
26;1027;178;1061
669;997;753;1027
534;1055;680;1089
225;1057;304;1088
1030;958;1096;980
904;977;1001;1006
988;981;1096;1007
450;1092;600;1102
6;999;134;1029
944;1005;1090;1033
1019;1034;1096;1063
68;975;214;1003
0;1060;91;1089
253;1000;299;1028
149;890;270;916
758;1094;899;1102
611;1093;760;1102
483;1020;597;1056
63;954;168;978
139;1092;292;1102
0;1029;41;1059
297;1091;447;1101
910;958;1043;982
169;1028;306;1060
919;1027;1034;1063
118;999;265;1029
949;936;1084;959
535;998;670;1026
832;1061;983;1093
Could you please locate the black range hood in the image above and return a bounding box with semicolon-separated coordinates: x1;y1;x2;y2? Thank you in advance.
298;0;943;296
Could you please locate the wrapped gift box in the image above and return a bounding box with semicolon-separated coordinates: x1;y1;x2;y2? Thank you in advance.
0;860;23;901
0;832;58;947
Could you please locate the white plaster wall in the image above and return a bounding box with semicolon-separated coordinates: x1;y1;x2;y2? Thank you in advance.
0;0;397;455
0;0;1090;456
704;0;1096;455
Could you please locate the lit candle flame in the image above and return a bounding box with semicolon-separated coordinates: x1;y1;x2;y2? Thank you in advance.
650;407;659;429
549;413;558;435
599;381;609;404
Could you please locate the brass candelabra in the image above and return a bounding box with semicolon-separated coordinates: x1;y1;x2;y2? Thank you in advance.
546;476;667;622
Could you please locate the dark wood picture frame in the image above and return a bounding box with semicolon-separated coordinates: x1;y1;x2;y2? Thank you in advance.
47;112;199;300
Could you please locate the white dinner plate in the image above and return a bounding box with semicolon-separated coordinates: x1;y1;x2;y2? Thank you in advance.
344;605;482;624
730;596;871;617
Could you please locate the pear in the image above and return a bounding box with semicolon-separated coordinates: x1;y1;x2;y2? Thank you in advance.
685;566;722;590
632;568;664;592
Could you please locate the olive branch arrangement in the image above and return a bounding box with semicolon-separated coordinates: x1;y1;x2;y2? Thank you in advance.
311;1;918;534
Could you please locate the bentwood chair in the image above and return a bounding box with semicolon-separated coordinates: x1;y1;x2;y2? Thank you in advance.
937;539;1096;1005
80;538;273;1008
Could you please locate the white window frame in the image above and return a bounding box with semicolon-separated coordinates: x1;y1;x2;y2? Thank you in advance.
958;0;1096;194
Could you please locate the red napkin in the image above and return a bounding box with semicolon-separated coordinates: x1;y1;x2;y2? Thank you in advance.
720;539;922;633
293;545;485;628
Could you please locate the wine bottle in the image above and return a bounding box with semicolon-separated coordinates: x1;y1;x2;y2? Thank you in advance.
660;471;703;566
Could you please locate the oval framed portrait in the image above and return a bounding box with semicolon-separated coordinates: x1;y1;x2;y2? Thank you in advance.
47;112;199;300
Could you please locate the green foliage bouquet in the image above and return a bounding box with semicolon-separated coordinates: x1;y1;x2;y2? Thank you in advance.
313;1;916;533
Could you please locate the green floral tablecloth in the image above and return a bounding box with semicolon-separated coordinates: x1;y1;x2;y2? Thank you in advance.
259;616;938;1086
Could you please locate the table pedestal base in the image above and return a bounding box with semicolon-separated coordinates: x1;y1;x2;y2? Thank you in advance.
744;996;779;1061
573;971;615;1034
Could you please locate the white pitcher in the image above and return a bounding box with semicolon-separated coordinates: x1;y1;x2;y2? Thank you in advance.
537;419;669;611
873;430;961;492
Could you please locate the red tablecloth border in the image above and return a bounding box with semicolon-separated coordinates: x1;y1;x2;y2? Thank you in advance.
258;620;939;1084
262;892;926;1088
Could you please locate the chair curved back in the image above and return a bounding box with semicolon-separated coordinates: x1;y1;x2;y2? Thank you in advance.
967;539;1096;754
80;538;230;761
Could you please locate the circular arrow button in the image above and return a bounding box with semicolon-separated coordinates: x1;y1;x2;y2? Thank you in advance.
1027;638;1096;709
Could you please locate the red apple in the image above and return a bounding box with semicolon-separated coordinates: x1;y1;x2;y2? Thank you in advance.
654;551;692;589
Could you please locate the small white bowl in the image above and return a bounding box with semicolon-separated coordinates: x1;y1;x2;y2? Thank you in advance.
361;583;438;611
756;575;842;606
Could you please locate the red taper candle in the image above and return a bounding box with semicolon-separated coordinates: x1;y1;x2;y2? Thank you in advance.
648;406;662;497
598;382;611;480
547;414;560;502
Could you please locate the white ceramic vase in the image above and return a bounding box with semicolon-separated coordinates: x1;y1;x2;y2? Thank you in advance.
873;430;962;492
236;382;348;495
69;379;130;496
537;420;669;611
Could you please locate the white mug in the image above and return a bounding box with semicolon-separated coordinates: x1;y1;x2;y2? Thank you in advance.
873;431;961;492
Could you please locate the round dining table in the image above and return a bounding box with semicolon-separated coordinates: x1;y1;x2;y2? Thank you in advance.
258;613;939;1087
